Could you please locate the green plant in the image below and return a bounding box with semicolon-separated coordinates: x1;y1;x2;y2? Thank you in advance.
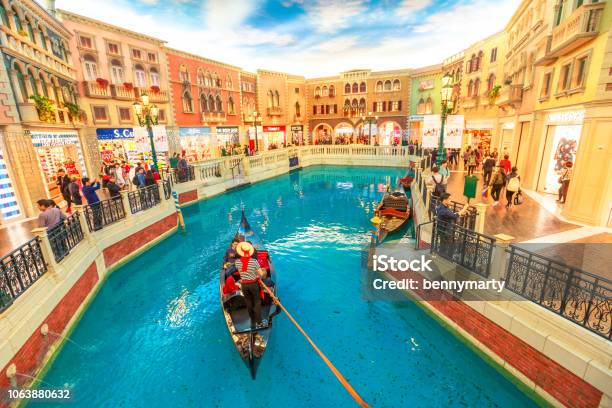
63;101;81;121
29;94;56;123
488;85;501;103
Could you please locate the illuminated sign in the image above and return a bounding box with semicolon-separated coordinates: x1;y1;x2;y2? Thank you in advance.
547;110;585;124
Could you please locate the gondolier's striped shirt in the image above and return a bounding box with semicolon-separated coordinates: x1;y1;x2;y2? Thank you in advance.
235;258;260;281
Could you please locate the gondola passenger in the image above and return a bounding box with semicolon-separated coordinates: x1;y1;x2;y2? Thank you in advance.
235;241;266;329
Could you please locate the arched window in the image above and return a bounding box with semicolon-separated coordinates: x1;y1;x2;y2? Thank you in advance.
425;97;433;114
468;79;474;97
322;86;328;96
226;75;233;89
329;85;335;97
477;51;484;70
197;69;205;86
182;91;193;112
14;64;27;102
134;64;146;87
344;83;351;94
359;82;366;93
376;81;383;92
351;98;358;109
392;79;400;91
267;90;273;108
206;72;212;87
209;94;216;112
487;73;495;93
150;67;159;87
274;90;279;107
28;69;38;96
473;78;481;96
315;86;321;97
39;73;48;97
359;98;366;112
179;65;189;82
50;78;59;102
38;28;47;50
26;20;35;42
216;95;223;112
200;93;208;112
83;54;97;81
110;59;123;84
213;72;220;87
12;9;22;31
417;98;425;115
0;5;9;26
352;82;358;93
384;80;392;91
228;96;235;114
295;101;301;117
343;99;350;111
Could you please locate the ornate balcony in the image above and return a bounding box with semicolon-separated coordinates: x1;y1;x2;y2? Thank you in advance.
495;85;523;108
201;112;227;123
84;81;111;98
461;95;479;109
148;89;170;103
111;84;135;100
267;106;282;116
537;3;605;65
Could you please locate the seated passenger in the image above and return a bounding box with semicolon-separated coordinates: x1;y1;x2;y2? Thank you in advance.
223;239;240;264
223;275;240;295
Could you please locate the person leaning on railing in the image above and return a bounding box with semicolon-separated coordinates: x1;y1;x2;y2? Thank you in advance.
435;192;469;257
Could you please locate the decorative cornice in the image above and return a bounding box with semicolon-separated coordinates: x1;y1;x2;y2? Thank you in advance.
21;0;73;38
165;47;242;71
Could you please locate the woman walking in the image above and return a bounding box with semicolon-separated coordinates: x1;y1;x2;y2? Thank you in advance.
505;167;520;209
558;161;573;204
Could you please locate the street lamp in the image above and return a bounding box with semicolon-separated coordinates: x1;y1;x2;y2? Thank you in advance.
133;92;159;170
248;111;263;152
437;73;456;166
361;111;378;145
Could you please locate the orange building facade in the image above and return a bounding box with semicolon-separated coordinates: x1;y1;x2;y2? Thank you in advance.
165;48;242;160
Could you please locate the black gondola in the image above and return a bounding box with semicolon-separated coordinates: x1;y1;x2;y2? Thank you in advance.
219;211;279;378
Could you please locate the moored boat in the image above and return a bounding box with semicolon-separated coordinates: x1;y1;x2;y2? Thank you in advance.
219;211;280;378
372;186;411;239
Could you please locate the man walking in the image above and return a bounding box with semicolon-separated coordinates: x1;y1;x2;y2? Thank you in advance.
490;165;506;204
558;161;573;204
482;154;496;186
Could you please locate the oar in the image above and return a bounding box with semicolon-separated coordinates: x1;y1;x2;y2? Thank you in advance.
261;284;371;408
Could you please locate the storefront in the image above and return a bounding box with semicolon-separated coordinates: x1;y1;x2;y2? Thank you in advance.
31;131;87;201
312;124;332;145
290;125;304;145
537;110;584;195
262;125;286;150
216;126;240;154
0;143;21;221
357;123;377;145
96;128;138;167
334;124;354;144
179;127;213;162
499;121;515;157
409;115;424;143
465;119;494;152
379;122;401;146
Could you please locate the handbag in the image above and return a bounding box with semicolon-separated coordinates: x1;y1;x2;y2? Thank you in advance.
513;191;524;205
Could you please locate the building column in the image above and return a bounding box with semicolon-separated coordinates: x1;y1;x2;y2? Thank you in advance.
8;69;25;104
491;233;513;281
474;203;487;234
31;227;59;272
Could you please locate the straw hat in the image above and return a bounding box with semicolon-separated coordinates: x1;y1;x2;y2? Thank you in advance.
236;241;255;257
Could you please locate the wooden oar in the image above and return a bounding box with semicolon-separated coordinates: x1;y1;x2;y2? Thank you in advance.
261;284;371;408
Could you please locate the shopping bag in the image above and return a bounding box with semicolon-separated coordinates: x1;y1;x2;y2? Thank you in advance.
514;191;524;205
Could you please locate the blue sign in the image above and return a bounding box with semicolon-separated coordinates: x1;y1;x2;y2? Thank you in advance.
96;128;134;140
180;127;211;137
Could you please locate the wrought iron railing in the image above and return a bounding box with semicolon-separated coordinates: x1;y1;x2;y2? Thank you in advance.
48;213;84;262
0;238;47;313
429;193;477;230
172;166;195;183
83;197;125;232
162;178;172;200
414;220;434;250
127;184;161;214
505;245;612;340
431;220;494;277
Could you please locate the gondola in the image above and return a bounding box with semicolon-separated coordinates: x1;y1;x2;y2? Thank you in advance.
399;167;416;189
219;211;280;379
371;185;411;239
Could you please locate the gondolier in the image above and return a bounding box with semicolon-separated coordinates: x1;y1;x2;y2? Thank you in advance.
235;241;266;329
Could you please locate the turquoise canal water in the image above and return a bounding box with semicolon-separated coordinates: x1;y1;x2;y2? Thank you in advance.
33;166;538;408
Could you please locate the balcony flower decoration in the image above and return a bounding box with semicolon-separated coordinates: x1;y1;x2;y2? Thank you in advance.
18;29;28;37
62;101;81;122
96;78;109;88
29;94;56;123
150;85;160;94
488;85;501;104
123;82;134;90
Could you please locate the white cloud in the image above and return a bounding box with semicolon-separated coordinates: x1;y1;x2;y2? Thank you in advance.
397;0;431;17
302;0;367;33
203;0;257;29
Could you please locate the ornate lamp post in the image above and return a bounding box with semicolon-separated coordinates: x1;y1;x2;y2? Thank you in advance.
437;73;455;166
361;111;378;145
248;111;263;152
132;92;159;169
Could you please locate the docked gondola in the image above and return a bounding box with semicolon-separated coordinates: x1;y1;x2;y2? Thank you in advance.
219;211;279;379
371;185;411;239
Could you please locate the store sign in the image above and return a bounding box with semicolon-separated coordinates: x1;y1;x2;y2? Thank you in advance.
216;126;239;135
96;128;134;140
152;125;169;152
419;79;434;90
134;127;150;153
445;115;464;148
422;115;441;148
179;127;211;137
409;115;424;121
547;110;585;124
291;125;303;132
263;126;286;132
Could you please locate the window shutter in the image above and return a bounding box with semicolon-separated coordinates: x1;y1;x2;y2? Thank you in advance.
382;101;386;112
313;106;317;114
334;104;337;114
373;102;376;112
398;100;402;111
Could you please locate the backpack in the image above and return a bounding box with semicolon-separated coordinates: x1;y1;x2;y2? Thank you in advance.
432;174;446;196
507;175;520;192
513;191;524;205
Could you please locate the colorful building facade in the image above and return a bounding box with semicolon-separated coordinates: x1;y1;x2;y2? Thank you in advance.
409;64;442;143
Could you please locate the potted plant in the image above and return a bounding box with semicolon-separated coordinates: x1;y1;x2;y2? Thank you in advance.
488;85;501;103
96;78;109;88
63;101;81;121
123;82;134;90
150;85;160;93
29;95;56;123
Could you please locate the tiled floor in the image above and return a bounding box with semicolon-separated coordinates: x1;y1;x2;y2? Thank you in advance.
0;218;38;258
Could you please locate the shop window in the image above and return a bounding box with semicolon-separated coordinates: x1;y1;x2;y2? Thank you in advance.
540;71;552;99
490;47;498;63
79;35;93;49
558;62;572;92
182;91;193;113
360;82;366;93
352;83;358;93
132;48;142;59
228;96;235;114
150;68;160;87
384;80;392;91
108;42;119;55
158;109;166;122
344;83;351;94
93;106;109;122
111;60;124;84
147;52;156;63
392;79;400;91
376;81;383;92
200;94;208;112
425;98;433;114
118;107;131;122
0;5;8;26
571;55;588;89
83;54;98;81
134;64;146;87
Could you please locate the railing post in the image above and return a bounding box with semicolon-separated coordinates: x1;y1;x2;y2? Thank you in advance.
157;181;168;202
30;227;58;271
425;185;433;218
492;234;514;281
474;203;487;234
120;190;133;219
74;205;93;242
